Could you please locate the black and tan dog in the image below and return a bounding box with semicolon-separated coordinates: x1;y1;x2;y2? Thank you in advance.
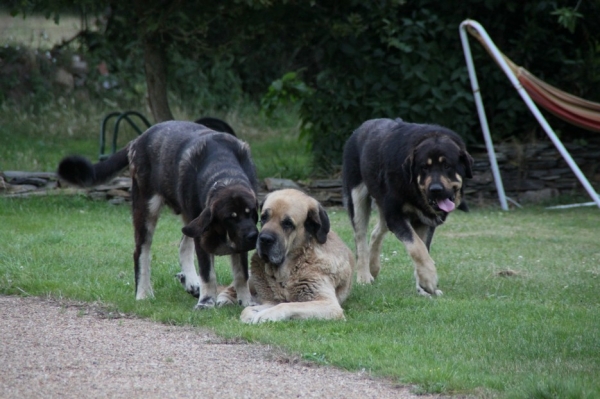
342;118;473;296
57;121;259;309
241;189;353;323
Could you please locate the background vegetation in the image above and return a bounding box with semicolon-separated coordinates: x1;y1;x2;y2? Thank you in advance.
4;0;600;172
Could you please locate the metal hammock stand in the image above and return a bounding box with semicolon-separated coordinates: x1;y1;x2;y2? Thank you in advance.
459;19;600;210
98;111;151;161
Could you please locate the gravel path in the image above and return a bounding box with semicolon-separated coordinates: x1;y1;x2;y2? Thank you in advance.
0;295;436;399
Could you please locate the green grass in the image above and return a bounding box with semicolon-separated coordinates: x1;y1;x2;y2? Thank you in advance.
1;196;599;398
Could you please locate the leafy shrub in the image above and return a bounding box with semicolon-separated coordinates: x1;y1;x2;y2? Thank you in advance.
289;0;600;170
7;0;599;173
230;1;598;171
0;46;56;108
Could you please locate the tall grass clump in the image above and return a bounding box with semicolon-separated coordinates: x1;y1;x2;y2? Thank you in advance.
0;93;310;180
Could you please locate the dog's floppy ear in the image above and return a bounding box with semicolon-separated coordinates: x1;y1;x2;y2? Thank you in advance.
460;150;474;179
305;203;330;244
182;208;213;238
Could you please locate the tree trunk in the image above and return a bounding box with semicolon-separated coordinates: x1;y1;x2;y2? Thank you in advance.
143;32;174;123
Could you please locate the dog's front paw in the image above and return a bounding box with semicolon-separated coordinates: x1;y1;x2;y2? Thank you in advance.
417;284;443;297
356;271;375;285
235;290;254;307
240;306;262;323
414;264;439;297
135;279;155;300
240;304;281;323
176;272;200;298
216;290;237;307
135;288;154;300
242;297;259;307
194;296;216;310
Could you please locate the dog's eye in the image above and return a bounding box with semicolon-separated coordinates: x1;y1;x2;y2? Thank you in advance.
281;218;295;230
231;212;237;218
260;214;268;226
443;162;450;170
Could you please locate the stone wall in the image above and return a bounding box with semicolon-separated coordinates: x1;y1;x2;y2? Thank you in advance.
467;140;600;205
2;140;599;207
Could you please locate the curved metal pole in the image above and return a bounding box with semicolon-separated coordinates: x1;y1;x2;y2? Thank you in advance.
459;19;600;209
99;112;121;161
112;111;152;154
459;20;508;210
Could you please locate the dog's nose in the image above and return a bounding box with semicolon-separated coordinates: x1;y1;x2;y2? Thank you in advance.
246;230;258;243
429;183;443;194
258;233;275;247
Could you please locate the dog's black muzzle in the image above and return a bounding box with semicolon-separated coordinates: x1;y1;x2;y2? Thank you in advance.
427;183;456;213
256;231;284;266
238;228;258;252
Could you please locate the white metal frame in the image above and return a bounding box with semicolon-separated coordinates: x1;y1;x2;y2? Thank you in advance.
459;19;600;210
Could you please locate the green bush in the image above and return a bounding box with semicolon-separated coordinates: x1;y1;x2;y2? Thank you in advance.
0;46;56;108
288;1;600;169
6;1;599;173
175;0;597;171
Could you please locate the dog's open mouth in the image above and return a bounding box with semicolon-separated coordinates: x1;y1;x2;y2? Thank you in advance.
430;197;456;213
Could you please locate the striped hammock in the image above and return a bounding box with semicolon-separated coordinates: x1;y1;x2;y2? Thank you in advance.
468;27;600;132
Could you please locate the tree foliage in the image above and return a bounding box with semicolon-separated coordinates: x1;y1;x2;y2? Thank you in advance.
240;0;599;169
7;0;600;170
7;0;255;121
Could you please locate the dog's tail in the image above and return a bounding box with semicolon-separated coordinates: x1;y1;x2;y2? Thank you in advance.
57;147;130;187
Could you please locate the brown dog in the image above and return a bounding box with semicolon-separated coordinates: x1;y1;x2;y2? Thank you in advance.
241;189;354;323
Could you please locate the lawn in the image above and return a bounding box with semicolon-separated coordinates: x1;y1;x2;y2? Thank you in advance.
1;195;598;398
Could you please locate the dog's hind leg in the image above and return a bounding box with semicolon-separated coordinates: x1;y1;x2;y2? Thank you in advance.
350;183;373;284
216;253;252;306
176;235;201;298
194;241;218;309
132;191;160;300
368;205;389;279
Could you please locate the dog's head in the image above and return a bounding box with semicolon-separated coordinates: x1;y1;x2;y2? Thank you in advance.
182;184;258;254
404;130;473;214
256;189;330;266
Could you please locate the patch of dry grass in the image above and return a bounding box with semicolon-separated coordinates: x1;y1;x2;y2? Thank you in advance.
0;12;84;48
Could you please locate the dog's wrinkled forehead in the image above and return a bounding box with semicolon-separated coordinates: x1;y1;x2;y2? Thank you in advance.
213;188;256;217
261;190;311;224
414;135;461;166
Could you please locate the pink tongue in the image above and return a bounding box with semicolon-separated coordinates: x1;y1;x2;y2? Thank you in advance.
437;198;455;212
